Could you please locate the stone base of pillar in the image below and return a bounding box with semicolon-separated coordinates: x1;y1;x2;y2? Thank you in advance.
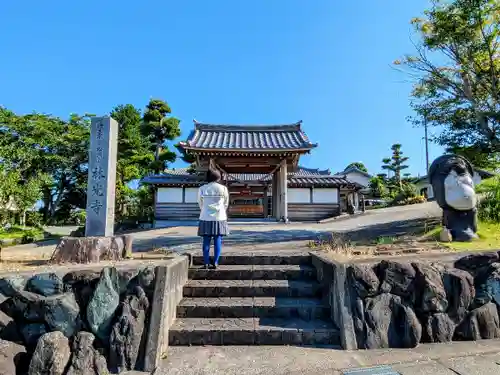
51;235;133;264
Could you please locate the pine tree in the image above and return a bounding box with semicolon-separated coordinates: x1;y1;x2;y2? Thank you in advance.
382;144;409;188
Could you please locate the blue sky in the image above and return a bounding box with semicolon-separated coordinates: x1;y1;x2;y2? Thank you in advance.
0;0;443;177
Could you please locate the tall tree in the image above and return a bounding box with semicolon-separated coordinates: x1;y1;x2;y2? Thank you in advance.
345;162;368;173
0;165;20;221
175;141;196;165
141;99;181;174
446;144;500;170
0;108;90;223
395;0;500;152
111;104;153;219
382;144;410;188
13;174;51;227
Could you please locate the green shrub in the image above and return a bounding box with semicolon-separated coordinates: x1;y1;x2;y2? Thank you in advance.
25;211;44;228
399;195;427;206
0;210;15;227
476;177;499;194
70;210;86;226
478;177;500;222
389;183;421;206
21;229;45;244
368;177;388;198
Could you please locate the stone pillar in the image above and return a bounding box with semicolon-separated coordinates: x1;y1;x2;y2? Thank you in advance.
279;160;288;222
85;117;118;237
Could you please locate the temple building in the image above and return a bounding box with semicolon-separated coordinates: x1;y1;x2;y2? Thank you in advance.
142;121;363;222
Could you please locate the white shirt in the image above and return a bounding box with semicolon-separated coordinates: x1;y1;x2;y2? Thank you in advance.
198;182;229;221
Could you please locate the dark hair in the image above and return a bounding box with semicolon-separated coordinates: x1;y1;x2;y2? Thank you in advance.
206;168;221;183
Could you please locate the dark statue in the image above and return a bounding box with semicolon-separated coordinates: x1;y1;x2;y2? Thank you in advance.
429;154;478;241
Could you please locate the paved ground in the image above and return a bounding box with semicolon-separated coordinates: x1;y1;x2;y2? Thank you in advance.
2;202;441;261
125;202;442;252
157;340;500;375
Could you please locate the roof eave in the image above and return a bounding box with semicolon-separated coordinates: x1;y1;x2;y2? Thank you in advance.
181;146;316;153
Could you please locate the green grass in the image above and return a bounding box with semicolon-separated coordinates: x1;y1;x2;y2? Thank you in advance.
375;236;397;245
0;226;44;240
424;220;500;251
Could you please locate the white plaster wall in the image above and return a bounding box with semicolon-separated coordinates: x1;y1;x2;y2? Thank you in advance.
313;188;339;204
344;172;370;188
157;187;183;203
288;188;310;203
184;188;198;203
415;182;434;199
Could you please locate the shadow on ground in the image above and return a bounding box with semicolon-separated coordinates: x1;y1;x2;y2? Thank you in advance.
344;217;442;243
132;217;442;253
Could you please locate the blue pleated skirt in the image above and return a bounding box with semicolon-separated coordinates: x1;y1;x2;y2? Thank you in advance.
197;220;230;237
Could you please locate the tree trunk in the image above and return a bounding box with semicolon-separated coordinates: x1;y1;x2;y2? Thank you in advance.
49;176;66;224
154;143;163;174
42;187;52;222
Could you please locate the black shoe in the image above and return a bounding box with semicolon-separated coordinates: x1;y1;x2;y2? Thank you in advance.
209;263;218;270
203;264;210;270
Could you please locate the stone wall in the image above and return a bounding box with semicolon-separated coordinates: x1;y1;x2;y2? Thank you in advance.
312;251;500;350
0;256;189;374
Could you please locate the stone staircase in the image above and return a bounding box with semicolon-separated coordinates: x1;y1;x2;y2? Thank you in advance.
168;252;340;346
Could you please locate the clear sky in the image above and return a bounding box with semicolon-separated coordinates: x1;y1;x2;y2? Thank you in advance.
0;0;444;177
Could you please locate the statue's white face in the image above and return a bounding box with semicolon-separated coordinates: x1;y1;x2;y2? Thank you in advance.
444;169;476;210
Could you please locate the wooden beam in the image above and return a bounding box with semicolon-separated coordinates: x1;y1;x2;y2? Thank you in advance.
280;160;288;221
273;171;279;220
222;167;277;174
212;156;283;165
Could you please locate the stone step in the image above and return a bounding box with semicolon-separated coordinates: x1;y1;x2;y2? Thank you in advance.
168;317;340;346
177;297;328;320
183;279;321;298
191;253;311;266
188;265;316;280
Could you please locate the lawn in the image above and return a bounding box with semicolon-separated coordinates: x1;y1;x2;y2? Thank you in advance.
424;220;500;251
0;226;45;242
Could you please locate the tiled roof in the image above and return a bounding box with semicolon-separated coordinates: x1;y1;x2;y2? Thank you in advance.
142;167;361;189
294;167;331;176
288;176;357;188
141;169;204;185
337;166;372;178
180;121;317;151
228;167;331;182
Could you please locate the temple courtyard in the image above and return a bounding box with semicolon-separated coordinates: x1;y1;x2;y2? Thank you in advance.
1;202;441;271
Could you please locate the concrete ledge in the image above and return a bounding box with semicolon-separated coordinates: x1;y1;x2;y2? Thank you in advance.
144;255;189;372
310;252;357;350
